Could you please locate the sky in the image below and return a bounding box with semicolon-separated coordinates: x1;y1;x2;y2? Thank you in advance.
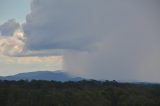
0;0;31;24
0;0;63;75
0;0;160;82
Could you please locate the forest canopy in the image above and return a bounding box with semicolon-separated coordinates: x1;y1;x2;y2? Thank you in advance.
0;80;160;106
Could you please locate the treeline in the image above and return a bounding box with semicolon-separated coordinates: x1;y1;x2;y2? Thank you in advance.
0;80;160;106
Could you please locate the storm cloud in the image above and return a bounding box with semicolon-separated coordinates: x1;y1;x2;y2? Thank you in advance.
0;19;20;36
22;0;160;82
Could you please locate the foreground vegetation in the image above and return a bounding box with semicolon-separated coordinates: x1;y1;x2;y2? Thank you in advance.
0;80;160;106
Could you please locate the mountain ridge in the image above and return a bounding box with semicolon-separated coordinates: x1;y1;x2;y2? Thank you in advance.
0;71;83;81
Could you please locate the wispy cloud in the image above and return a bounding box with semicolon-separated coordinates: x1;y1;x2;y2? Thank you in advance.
5;56;63;64
0;55;63;76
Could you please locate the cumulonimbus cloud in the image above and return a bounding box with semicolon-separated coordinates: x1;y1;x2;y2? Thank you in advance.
22;0;160;82
1;0;160;82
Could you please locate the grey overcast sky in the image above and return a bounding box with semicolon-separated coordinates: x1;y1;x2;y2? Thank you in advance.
0;0;160;82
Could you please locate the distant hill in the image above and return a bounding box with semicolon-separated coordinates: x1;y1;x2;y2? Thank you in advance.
0;71;83;81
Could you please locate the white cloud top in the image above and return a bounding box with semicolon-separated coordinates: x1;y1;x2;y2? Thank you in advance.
0;30;25;56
